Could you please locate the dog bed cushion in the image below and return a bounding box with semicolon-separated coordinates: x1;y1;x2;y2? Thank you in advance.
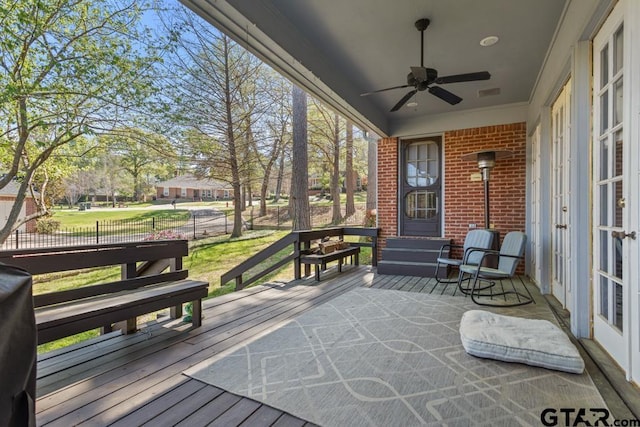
459;310;584;374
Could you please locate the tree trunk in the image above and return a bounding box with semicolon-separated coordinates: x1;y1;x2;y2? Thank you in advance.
331;113;342;224
222;36;243;238
290;85;311;231
366;131;377;222
274;148;285;203
345;120;355;218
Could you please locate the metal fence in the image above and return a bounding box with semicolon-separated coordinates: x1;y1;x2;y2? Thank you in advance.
2;210;232;250
1;203;371;250
250;202;368;228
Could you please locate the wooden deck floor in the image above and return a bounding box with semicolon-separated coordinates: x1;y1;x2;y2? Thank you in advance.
35;266;628;426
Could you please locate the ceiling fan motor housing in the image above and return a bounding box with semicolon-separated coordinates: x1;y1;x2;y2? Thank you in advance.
407;68;438;87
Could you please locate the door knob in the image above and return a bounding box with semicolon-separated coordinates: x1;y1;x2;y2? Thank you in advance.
555;224;567;229
611;230;637;240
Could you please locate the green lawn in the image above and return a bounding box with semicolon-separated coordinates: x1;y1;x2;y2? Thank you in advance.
52;208;191;228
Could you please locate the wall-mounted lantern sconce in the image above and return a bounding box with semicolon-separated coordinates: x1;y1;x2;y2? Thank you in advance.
461;150;512;229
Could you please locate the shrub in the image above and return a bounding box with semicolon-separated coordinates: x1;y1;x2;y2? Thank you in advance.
36;218;61;234
144;229;187;241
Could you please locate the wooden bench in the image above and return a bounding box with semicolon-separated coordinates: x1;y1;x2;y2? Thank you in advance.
0;240;208;345
300;246;360;281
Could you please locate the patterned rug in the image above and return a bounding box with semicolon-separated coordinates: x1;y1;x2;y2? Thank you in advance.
185;287;609;426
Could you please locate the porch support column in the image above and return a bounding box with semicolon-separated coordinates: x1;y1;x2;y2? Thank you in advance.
569;40;592;338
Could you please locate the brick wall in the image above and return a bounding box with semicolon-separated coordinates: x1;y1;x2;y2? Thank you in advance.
444;123;527;254
377;122;527;269
376;137;399;260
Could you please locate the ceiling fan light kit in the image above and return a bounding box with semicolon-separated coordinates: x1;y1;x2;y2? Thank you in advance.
361;18;491;112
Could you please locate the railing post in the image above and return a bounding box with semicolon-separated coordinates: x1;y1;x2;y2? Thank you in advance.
225;211;228;234
250;207;254;230
15;229;18;249
96;221;99;244
193;215;196;240
277;206;280;226
152;217;155;230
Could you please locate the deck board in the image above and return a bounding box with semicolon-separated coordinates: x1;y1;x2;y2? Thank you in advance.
35;266;548;426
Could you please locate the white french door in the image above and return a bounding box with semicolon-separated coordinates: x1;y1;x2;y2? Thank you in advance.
551;81;571;307
529;124;542;286
593;3;631;372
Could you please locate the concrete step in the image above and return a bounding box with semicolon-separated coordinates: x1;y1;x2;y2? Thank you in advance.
376;260;447;278
384;237;450;250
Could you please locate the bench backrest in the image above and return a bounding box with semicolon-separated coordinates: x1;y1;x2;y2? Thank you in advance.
0;240;190;308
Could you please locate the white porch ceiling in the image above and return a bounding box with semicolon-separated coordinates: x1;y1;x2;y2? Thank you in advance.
181;0;568;137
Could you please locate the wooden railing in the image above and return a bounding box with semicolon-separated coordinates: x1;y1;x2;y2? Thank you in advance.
220;227;379;291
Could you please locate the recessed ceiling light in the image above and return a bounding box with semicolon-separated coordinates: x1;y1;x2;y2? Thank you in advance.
406;101;418;107
480;36;499;47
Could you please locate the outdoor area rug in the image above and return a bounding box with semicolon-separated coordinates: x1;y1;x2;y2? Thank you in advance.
185;287;610;426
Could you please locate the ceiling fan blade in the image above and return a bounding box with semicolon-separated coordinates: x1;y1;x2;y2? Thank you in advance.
410;66;427;82
361;84;411;96
428;86;462;105
435;71;491;84
390;89;418;112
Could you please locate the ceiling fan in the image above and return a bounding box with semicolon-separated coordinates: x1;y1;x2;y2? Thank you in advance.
361;18;491;112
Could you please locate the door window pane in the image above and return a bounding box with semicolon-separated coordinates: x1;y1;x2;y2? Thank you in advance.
614;283;623;331
614;180;623;227
600;230;609;272
600;276;609;318
614;130;623;177
614;79;623;125
405;141;439;187
599;185;608;226
614;25;623;74
614;235;623;279
601;44;609;86
600;91;609;134
405;191;437;219
600;138;609;180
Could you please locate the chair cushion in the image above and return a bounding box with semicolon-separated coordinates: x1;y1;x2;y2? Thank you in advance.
459;310;584;374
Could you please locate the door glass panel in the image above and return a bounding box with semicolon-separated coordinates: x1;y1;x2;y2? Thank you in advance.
614;25;623;74
615;180;623;227
405;141;439;187
601;44;609;86
600;230;609;272
615;283;623;331
614;130;623;177
600;276;609;317
599;185;608;226
600;138;609;180
405;190;436;219
600;91;609;134
614;79;623;125
614;235;623;279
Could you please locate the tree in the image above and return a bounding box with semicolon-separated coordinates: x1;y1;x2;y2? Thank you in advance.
308;100;343;223
366;130;378;219
345;120;355;218
0;0;163;243
252;74;292;216
163;8;268;238
100;129;175;201
290;85;310;231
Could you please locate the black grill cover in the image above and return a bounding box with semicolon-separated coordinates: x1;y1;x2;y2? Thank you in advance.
0;264;36;427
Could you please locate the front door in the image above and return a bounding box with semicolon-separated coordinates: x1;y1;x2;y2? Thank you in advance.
551;80;571;307
593;3;630;370
400;137;442;236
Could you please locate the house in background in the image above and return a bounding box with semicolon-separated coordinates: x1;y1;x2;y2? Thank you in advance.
155;175;234;201
184;0;640;385
0;181;36;232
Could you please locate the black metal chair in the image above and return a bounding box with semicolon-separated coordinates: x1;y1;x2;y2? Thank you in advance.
457;231;534;306
433;229;495;293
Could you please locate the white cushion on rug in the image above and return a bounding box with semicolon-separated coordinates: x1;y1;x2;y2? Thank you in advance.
459;310;584;374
